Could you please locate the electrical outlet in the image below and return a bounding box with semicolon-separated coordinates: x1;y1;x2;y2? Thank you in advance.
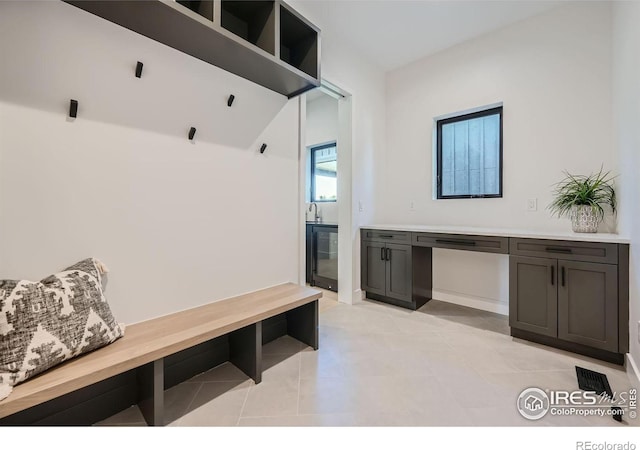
410;201;415;211
527;198;538;212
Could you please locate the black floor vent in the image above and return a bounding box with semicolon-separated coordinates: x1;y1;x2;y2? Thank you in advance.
575;366;623;422
575;366;613;397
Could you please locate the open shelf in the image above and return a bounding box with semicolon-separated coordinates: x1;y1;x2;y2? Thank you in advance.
64;0;319;98
279;4;318;79
221;1;275;55
176;0;214;22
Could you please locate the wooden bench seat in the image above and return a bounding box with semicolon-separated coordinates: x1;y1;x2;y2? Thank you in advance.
0;282;322;426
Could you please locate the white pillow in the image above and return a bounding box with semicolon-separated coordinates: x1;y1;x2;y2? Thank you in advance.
0;258;124;402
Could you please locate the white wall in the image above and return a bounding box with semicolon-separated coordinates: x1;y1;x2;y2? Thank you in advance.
0;1;299;324
291;0;387;303
613;1;640;382
382;3;613;313
306;95;339;149
305;94;339;224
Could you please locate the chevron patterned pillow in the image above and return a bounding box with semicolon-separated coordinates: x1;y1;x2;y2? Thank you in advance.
0;258;124;402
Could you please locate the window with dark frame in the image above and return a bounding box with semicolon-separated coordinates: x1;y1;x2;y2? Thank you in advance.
436;106;503;199
310;142;337;202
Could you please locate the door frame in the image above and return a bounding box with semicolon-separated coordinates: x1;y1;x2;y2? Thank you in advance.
298;79;353;304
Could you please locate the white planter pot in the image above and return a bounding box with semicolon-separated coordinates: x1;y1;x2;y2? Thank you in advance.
570;205;600;233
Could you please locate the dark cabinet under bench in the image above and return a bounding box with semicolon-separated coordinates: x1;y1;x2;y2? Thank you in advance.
360;228;629;364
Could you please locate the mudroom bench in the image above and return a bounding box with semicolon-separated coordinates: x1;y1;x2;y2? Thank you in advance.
0;283;321;426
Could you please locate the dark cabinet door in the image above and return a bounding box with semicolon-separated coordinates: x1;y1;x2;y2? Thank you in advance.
312;226;339;291
386;243;412;303
558;261;618;352
305;224;313;283
509;256;558;337
361;240;386;297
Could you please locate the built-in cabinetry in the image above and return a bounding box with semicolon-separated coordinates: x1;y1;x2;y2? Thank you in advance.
64;0;320;98
508;256;558;338
306;223;338;292
360;227;629;364
509;238;623;357
360;230;430;309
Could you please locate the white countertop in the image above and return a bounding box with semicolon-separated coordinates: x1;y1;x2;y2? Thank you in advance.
362;224;630;244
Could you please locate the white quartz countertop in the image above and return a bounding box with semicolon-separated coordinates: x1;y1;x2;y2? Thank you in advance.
361;224;630;244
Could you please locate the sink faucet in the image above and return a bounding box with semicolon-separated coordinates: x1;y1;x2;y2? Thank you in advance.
309;202;320;222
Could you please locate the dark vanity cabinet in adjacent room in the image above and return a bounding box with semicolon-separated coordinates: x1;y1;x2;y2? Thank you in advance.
306;223;338;292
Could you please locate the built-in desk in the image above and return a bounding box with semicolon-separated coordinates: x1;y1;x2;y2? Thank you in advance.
360;225;630;364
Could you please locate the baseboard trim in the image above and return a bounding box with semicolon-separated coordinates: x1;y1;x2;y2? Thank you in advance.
626;353;640;389
432;289;508;316
349;289;363;305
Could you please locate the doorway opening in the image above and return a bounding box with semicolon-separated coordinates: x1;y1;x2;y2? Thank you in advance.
299;80;353;305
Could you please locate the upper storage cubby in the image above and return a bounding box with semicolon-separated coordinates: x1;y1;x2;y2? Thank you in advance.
64;0;320;98
221;1;275;55
176;1;214;22
279;4;318;79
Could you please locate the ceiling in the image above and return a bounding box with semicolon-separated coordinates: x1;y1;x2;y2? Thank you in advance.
292;0;565;71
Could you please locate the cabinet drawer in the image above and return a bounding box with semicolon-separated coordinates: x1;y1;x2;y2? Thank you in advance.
412;232;509;254
509;238;618;264
361;229;410;243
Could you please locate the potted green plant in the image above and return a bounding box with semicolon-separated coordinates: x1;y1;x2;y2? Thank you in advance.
548;167;616;233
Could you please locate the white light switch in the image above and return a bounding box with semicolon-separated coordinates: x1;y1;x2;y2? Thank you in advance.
527;198;538;212
358;201;363;212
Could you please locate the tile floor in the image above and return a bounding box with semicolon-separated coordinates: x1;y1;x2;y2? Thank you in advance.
97;289;639;427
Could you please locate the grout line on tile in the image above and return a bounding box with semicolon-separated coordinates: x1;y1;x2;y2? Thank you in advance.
236;380;252;425
178;381;204;425
296;346;302;416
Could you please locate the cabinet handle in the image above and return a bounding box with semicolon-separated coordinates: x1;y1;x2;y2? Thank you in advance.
386;248;391;261
550;265;555;286
379;234;394;239
545;247;572;254
380;247;385;261
435;239;476;246
561;266;566;286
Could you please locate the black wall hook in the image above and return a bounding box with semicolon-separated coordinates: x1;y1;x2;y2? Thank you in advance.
69;99;78;118
259;143;267;154
227;94;235;107
135;61;143;78
188;127;196;140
